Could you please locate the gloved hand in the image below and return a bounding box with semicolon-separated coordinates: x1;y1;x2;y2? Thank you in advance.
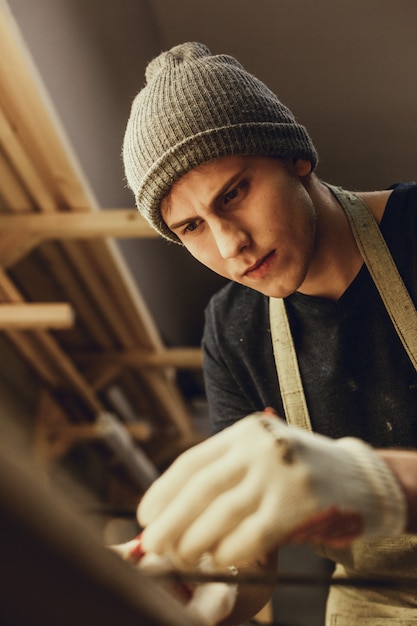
138;412;406;567
111;534;237;626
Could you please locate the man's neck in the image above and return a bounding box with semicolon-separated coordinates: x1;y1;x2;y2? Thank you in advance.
297;182;391;301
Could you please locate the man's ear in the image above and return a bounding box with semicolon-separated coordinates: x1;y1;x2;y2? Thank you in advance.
293;159;312;177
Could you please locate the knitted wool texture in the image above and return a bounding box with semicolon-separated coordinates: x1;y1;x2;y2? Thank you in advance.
123;42;318;243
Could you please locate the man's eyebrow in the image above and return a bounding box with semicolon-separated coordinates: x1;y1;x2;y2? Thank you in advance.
168;215;196;231
168;167;248;231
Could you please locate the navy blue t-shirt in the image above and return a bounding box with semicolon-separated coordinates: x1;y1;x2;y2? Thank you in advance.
202;183;417;448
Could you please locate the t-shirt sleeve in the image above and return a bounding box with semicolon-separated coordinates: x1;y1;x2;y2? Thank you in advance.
202;297;259;434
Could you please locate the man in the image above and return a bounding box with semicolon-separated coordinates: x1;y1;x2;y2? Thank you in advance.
122;42;417;624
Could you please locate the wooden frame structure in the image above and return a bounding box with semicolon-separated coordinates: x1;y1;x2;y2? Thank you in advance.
0;1;203;490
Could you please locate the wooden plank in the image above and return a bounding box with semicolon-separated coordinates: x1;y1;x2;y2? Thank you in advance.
0;210;157;239
0;148;33;211
0;1;96;210
0;106;58;211
0;264;31;301
0;231;41;268
0;302;74;329
76;347;203;370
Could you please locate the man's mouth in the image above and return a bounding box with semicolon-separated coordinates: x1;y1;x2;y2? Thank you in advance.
244;251;275;279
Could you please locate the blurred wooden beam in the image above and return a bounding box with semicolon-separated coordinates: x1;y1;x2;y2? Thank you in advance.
0;106;58;211
77;347;203;371
0;231;41;268
0;210;157;239
0;150;33;212
0;302;74;328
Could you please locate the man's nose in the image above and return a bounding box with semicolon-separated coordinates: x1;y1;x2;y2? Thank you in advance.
212;218;250;259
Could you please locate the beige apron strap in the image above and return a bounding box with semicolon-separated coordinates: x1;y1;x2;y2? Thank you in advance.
269;185;417;429
269;297;313;430
327;184;417;371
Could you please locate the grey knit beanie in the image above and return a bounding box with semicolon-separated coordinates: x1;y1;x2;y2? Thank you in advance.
123;42;318;243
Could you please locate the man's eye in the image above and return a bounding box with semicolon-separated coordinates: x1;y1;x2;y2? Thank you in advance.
224;180;248;205
224;188;239;204
184;221;198;233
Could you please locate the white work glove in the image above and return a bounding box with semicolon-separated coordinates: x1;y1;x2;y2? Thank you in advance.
138;412;406;567
111;534;237;626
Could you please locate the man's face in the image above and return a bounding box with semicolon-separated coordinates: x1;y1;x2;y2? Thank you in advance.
162;155;317;298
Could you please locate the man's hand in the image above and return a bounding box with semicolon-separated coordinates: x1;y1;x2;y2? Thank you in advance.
138;413;406;567
111;535;237;626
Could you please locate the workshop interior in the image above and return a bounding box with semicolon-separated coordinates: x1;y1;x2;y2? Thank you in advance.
0;1;416;624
